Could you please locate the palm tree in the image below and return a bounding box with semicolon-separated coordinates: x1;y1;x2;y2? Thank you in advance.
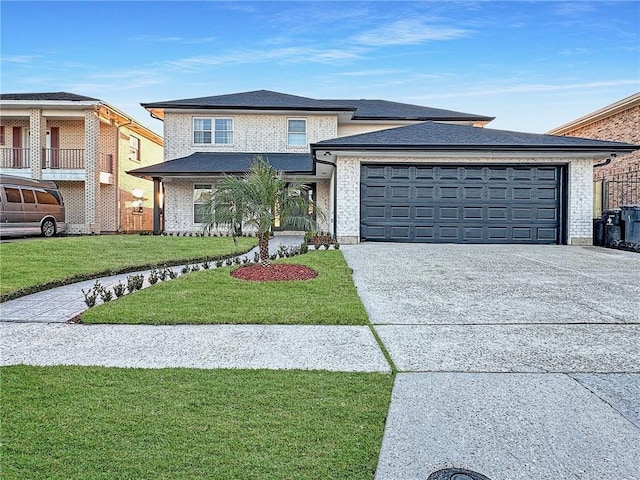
206;155;318;267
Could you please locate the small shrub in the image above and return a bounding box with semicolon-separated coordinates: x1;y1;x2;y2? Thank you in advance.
82;284;98;308
202;261;210;269
166;268;177;279
148;268;160;285
191;264;200;271
253;251;260;263
300;242;309;254
127;274;144;293
113;282;126;298
216;260;224;268
158;267;168;281
181;265;191;274
242;257;250;264
99;288;113;302
334;242;340;250
233;257;241;265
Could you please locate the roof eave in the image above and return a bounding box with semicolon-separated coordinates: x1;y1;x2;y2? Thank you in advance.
311;143;640;154
141;103;355;113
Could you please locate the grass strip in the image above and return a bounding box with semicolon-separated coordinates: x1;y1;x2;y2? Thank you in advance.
81;250;369;325
1;365;393;480
0;235;256;301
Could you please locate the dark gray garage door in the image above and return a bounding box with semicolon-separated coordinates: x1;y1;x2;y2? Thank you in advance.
360;165;565;244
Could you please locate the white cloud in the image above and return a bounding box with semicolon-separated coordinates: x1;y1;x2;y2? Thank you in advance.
353;18;471;46
1;54;41;63
164;46;365;71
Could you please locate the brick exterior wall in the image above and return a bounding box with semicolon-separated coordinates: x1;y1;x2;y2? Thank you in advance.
560;103;640;177
557;103;640;213
335;155;594;245
163;113;338;160
162;176;330;234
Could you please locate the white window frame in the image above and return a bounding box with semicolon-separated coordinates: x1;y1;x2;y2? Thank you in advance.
129;135;140;161
287;118;307;147
193;117;233;145
193;183;213;224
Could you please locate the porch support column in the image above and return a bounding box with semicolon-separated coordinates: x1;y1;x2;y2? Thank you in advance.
153;177;162;235
84;109;100;233
29;109;45;179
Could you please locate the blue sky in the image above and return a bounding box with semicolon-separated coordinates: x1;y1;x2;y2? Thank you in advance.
2;1;638;135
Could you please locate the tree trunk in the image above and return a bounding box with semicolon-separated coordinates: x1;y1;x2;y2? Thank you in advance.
258;232;270;267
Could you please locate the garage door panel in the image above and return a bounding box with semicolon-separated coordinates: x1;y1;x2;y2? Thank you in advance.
415;206;434;219
391;206;410;219
391;186;410;198
439;186;460;199
464;207;483;220
488;187;508;200
361;165;562;244
438;225;461;241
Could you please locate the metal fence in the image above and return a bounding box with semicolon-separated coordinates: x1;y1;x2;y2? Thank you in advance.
593;168;640;217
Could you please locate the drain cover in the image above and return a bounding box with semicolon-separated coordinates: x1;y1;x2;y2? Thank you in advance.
427;468;491;480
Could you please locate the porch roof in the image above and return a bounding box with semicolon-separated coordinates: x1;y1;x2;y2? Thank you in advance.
127;152;314;178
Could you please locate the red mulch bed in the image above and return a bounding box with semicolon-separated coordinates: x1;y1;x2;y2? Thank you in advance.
232;263;318;282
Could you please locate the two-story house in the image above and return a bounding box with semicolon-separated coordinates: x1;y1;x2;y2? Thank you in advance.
129;90;637;245
0;92;163;234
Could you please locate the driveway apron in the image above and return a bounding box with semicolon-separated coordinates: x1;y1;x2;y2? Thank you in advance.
342;243;640;480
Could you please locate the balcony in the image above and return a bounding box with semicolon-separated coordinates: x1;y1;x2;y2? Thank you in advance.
0;148;30;169
0;148;114;174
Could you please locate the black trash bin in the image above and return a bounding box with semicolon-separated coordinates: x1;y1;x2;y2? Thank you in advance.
593;218;605;246
602;209;623;247
621;205;640;245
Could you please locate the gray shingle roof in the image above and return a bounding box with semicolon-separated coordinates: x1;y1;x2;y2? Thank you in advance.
312;121;639;152
322;99;493;121
142;90;352;112
141;89;492;121
0;92;100;102
127;152;313;178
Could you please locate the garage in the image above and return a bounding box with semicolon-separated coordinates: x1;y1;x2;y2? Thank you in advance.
360;164;566;244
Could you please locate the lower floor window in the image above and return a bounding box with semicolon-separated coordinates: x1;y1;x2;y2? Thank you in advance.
193;184;213;224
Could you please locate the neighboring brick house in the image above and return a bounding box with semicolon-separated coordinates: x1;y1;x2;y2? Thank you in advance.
129;90;637;245
548;92;640;214
0;92;163;233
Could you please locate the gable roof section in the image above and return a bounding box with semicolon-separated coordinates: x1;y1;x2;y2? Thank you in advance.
0;92;100;102
312;121;639;154
547;92;640;135
142;90;352;112
141;89;493;122
127;152;313;178
322;99;493;122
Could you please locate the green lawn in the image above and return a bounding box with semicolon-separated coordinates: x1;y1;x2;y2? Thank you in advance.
82;250;369;325
0;235;256;300
2;365;393;480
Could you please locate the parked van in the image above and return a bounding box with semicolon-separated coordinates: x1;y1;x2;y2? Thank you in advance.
0;174;66;237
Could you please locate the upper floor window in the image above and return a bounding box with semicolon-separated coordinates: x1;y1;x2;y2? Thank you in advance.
194;118;233;145
129;135;140;161
287;119;307;146
0;126;5;145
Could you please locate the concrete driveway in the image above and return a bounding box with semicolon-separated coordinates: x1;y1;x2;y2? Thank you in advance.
342;244;640;480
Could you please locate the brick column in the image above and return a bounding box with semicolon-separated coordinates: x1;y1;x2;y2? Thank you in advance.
84;109;100;233
29;109;45;179
568;158;594;245
335;156;361;244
